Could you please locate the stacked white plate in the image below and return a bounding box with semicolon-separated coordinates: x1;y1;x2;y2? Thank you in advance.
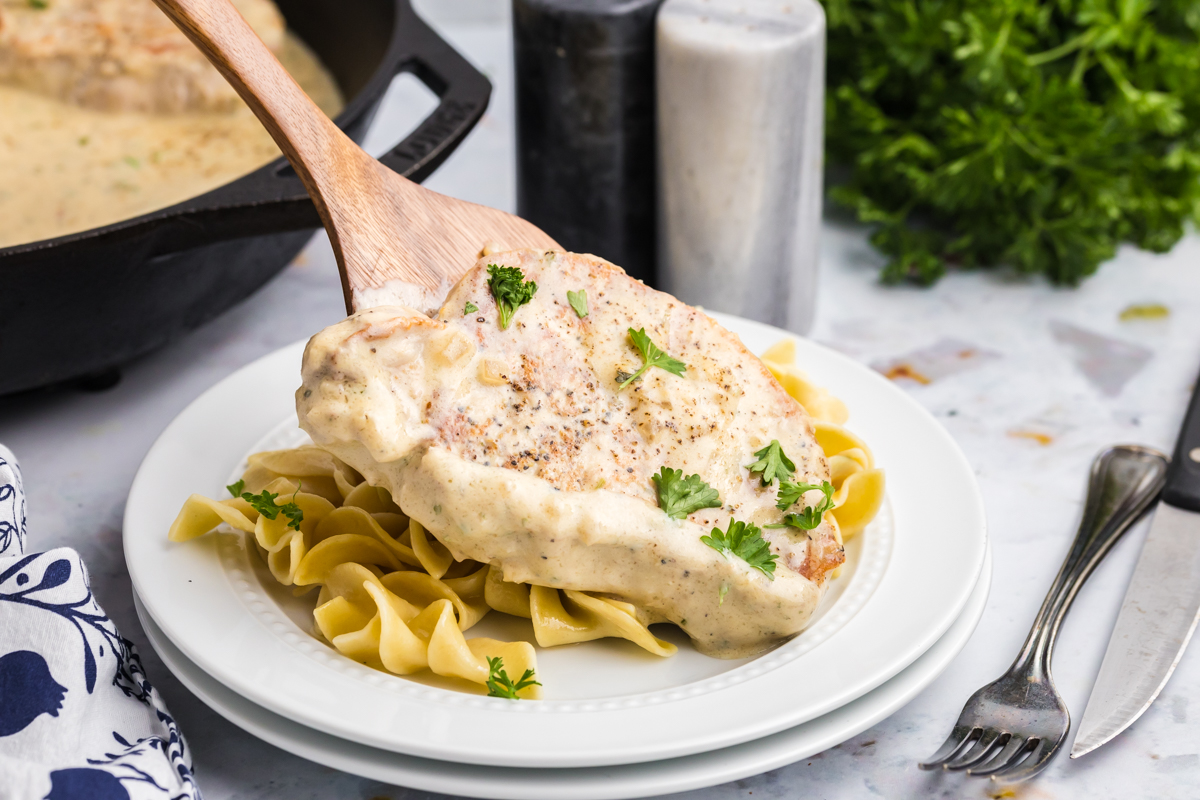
124;313;990;800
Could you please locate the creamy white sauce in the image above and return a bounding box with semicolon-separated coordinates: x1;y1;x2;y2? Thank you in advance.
297;251;846;659
353;276;453;318
345;438;823;657
0;33;342;248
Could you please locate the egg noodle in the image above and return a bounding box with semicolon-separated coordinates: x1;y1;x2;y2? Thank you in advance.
168;340;885;697
758;339;886;543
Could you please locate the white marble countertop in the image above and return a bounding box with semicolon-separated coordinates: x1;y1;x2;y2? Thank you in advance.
2;4;1198;799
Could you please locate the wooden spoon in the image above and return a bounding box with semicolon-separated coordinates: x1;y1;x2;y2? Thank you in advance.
151;0;559;314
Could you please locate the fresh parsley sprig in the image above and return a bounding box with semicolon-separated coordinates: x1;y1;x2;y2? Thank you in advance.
652;467;721;520
567;289;588;318
485;657;540;699
768;480;835;531
240;485;305;531
226;479;245;497
775;479;834;513
463;301;479;315
619;328;686;389
701;519;778;579
487;265;537;330
774;480;807;511
746;440;795;487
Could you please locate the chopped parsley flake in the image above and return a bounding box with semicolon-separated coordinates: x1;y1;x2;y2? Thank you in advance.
619;328;686;389
487;265;538;330
701;519;778;580
485;657;540;699
567;289;588;318
746;440;795;486
241;485;304;531
652;467;721;520
768;480;835;531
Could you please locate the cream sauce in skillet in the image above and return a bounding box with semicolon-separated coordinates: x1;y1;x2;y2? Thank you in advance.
0;33;341;248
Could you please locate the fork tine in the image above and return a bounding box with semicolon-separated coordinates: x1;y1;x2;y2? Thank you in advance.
943;730;1008;771
989;737;1063;784
918;725;979;770
965;735;1032;776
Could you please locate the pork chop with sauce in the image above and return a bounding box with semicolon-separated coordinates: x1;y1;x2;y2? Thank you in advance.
0;0;284;113
297;250;844;658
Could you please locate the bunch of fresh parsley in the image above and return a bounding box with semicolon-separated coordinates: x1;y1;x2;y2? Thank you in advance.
822;0;1200;284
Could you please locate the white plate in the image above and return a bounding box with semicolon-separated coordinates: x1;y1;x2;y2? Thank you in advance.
134;545;990;800
209;413;893;698
124;313;987;768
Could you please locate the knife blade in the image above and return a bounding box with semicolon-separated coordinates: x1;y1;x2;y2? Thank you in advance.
1071;371;1200;759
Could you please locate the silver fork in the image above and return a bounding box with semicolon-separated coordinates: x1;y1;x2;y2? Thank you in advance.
919;445;1168;783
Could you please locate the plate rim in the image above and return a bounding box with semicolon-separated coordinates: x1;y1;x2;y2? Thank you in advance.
133;545;992;800
124;313;988;767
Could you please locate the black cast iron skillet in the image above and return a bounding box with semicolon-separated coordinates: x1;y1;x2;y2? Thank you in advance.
0;0;489;396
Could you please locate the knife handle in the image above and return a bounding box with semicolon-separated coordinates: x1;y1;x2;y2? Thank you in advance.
1163;373;1200;512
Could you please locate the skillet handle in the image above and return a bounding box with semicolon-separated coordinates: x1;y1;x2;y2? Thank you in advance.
139;1;490;257
373;10;492;182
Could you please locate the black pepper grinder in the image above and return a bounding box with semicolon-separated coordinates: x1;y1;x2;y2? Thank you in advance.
513;0;664;286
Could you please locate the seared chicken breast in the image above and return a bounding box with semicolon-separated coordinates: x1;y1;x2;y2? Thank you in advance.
298;250;844;657
0;0;284;113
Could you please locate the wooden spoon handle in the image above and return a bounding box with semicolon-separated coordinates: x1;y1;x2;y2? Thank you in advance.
151;0;441;309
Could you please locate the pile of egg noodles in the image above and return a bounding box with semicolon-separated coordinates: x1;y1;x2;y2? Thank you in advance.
168;340;885;697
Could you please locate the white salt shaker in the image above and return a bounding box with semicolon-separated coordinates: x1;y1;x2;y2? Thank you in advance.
656;0;825;333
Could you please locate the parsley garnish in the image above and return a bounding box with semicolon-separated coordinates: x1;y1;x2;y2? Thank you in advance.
767;480;835;531
825;1;1200;286
241;485;304;531
487;265;537;330
464;301;478;315
567;289;588;318
775;479;833;513
226;479;245;497
485;657;540;699
719;583;730;606
701;520;778;580
746;440;795;487
619;328;686;389
28;0;48;9
652;467;721;520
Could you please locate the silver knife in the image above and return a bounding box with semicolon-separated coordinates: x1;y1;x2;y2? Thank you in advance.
1071;374;1200;759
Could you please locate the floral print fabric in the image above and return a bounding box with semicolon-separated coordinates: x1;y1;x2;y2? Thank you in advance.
0;444;200;800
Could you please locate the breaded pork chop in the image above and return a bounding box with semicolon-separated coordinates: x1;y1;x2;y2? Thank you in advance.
0;0;284;113
298;250;844;657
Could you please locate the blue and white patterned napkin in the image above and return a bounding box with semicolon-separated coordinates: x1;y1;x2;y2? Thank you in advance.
0;445;200;800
